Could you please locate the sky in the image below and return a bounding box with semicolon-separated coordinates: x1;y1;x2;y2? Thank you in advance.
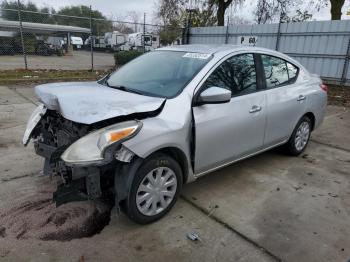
23;0;350;23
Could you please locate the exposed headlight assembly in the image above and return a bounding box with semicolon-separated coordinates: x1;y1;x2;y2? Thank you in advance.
61;120;142;166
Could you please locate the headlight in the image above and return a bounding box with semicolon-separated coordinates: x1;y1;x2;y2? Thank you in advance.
61;121;141;165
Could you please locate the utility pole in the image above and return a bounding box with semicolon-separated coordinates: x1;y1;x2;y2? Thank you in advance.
143;13;146;53
17;0;27;70
89;5;94;71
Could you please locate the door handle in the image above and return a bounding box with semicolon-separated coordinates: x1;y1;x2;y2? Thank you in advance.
297;95;306;101
249;105;262;113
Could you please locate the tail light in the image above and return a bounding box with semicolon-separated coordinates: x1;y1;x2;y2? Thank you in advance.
320;83;328;92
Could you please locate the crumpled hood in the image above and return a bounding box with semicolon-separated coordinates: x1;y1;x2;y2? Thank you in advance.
35;81;165;124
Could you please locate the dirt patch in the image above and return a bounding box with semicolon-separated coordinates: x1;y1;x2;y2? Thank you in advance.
328;85;350;108
0;177;112;241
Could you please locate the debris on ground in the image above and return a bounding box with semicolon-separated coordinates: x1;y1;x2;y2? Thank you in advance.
187;232;200;241
302;154;317;164
328;193;339;198
0;177;112;241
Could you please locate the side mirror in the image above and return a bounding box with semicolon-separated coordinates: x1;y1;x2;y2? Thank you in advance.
198;86;231;105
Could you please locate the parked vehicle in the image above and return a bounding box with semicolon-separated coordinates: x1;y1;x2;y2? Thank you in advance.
104;31;127;51
23;45;327;224
70;36;83;50
0;44;15;55
35;40;57;56
127;32;160;51
84;36;108;51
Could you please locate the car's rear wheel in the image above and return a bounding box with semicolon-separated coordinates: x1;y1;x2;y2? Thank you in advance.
285;116;312;156
125;153;182;224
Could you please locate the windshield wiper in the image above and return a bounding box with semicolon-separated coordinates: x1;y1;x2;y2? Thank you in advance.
107;84;144;95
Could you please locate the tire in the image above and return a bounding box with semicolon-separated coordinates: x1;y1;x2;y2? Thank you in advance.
125;153;183;224
285;116;312;156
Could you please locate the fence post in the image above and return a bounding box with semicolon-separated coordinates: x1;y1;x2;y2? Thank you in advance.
17;0;27;70
275;13;282;51
186;9;195;45
89;5;94;71
341;37;350;84
143;13;146;53
181;27;186;45
225;16;230;44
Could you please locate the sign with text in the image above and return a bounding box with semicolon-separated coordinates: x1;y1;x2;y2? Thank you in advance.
237;36;258;46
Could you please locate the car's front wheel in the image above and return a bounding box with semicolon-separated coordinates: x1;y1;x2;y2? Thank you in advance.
285;115;312;156
125;153;183;224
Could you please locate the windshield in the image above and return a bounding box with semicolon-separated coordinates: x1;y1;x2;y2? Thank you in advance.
106;51;212;98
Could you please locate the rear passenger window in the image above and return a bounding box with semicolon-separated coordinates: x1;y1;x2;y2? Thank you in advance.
261;55;299;88
287;62;298;82
203;53;257;97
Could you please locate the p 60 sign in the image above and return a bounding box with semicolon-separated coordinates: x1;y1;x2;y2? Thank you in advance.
237;36;258;46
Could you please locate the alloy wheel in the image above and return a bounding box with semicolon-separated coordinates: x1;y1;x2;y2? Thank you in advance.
295;121;310;151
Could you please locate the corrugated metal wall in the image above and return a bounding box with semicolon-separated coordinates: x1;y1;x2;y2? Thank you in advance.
188;20;350;84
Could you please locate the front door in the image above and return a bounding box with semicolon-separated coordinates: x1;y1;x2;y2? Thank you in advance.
193;53;267;175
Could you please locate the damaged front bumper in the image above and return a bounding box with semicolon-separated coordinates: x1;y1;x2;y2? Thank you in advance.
34;140;104;206
24;105;141;207
35;139;137;206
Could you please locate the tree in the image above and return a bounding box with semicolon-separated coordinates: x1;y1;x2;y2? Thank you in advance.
307;0;346;20
208;0;244;26
329;0;345;20
56;6;112;35
281;9;313;22
190;1;217;27
212;0;232;26
113;22;134;34
254;0;301;24
156;0;186;44
0;0;53;23
127;11;140;32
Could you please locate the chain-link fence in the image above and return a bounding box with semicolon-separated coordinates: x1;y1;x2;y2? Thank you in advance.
0;3;184;71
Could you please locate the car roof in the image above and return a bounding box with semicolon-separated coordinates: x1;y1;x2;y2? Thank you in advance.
158;44;273;55
157;44;306;71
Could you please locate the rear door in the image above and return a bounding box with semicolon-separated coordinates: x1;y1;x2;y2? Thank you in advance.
259;54;307;147
193;53;267;174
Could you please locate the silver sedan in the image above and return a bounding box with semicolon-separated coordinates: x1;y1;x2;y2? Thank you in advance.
23;45;327;223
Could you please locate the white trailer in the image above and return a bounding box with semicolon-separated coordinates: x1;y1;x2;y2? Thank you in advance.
104;31;127;51
127;32;160;51
70;36;83;50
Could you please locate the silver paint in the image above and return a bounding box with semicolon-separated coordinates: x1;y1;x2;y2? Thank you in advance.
27;45;327;184
35;81;165;124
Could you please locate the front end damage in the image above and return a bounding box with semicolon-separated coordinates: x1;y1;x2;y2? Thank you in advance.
24;106;159;207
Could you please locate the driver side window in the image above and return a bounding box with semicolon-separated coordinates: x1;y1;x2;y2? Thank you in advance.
202;53;257;97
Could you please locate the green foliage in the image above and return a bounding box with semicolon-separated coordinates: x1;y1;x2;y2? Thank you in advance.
0;0;53;22
0;1;112;34
56;6;112;34
114;51;143;66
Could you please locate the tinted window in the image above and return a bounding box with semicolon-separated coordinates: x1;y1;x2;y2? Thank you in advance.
203;53;257;96
261;55;299;88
